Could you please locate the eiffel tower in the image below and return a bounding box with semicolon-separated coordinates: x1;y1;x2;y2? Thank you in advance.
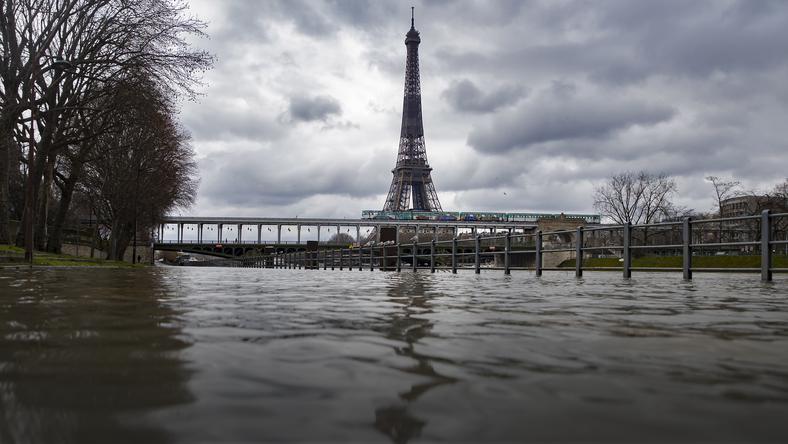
382;8;442;212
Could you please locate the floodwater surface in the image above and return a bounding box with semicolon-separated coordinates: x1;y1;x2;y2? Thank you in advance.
1;267;787;443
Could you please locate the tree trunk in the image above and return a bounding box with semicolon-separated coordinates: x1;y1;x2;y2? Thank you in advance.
47;166;81;254
15;134;50;248
34;152;56;250
0;115;13;244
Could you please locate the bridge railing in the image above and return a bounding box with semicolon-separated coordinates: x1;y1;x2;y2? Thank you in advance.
214;211;787;282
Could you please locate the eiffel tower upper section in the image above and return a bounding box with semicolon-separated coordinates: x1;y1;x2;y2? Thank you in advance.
382;8;442;212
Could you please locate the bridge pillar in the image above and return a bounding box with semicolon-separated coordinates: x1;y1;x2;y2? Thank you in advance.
336;225;341;242
257;225;262;243
297;225;301;244
198;224;203;243
237;224;242;242
178;224;183;243
218;224;223;243
317;225;321;243
277;225;281;243
356;226;360;244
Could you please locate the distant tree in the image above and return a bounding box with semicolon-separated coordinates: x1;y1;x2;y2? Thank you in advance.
79;76;197;261
705;176;742;242
593;171;678;225
705;176;741;217
328;232;356;245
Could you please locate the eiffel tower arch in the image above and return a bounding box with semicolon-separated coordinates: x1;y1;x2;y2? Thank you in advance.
382;9;442;212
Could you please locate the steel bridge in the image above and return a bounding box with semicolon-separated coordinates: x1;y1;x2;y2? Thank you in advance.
154;216;537;258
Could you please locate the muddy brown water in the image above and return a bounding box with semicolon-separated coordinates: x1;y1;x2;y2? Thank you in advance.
1;267;787;443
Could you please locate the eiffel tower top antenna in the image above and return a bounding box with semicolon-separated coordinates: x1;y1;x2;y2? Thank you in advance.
411;6;414;28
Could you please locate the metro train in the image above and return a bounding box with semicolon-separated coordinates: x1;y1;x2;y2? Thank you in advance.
361;210;601;224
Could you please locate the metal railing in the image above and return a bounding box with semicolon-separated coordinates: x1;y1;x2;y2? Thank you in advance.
220;211;787;282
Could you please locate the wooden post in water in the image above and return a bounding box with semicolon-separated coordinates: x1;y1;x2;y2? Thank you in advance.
682;217;692;280
535;231;543;276
430;239;436;273
452;237;458;274
504;232;511;275
623;222;632;279
412;242;417;272
575;226;583;278
762;210;772;282
475;234;481;274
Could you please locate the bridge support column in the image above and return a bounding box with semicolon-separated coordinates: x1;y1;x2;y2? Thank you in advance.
277;225;281;243
218;224;223;243
257;225;262;243
297;225;301;244
178;224;183;243
356;226;360;244
237;224;243;243
198;224;203;243
317;225;321;243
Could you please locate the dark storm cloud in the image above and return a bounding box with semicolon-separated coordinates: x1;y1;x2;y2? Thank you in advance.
288;95;342;122
199;146;390;206
441;79;526;113
183;0;788;217
468;86;675;154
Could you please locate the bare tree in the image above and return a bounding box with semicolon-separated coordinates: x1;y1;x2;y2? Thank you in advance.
705;176;741;217
0;0;212;257
593;171;678;225
79;76;197;261
329;233;356;245
705;176;742;242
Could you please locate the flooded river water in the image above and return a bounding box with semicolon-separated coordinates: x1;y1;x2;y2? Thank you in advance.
1;267;787;443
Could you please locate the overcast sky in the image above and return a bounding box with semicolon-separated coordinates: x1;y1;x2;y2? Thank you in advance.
178;0;788;219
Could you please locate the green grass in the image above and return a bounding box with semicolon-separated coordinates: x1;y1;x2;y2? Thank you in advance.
0;244;142;268
559;255;788;269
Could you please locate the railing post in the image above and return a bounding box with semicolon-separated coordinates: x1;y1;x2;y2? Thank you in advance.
396;243;402;272
475;234;481;274
575;226;583;278
323;250;327;270
451;237;458;274
331;250;335;270
358;247;363;271
623;222;632;279
504;232;511;275
682;217;692;280
339;249;344;270
430;239;436;273
412;242;417;272
762;209;772;282
535;231;542;276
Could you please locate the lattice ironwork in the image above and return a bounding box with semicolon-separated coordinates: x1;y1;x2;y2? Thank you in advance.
383;10;442;212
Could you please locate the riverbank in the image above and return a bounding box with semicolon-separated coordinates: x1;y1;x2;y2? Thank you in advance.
559;254;788;268
0;245;143;268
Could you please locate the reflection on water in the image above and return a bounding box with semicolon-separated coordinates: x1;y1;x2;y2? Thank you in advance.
1;267;787;443
374;274;456;443
0;269;193;444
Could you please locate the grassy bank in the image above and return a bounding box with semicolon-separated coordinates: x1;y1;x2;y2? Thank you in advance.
559;255;788;269
0;245;142;268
